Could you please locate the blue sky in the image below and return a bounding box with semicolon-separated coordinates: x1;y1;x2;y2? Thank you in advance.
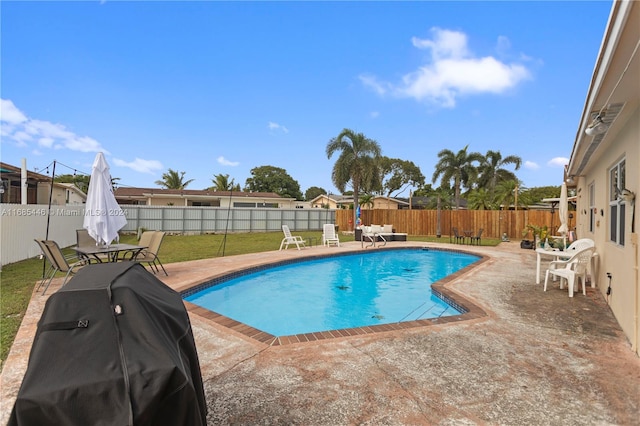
1;1;612;197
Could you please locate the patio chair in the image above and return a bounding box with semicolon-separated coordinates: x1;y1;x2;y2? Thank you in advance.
76;229;109;262
134;231;168;275
544;246;595;297
564;238;595;253
471;228;484;245
34;239;89;295
322;224;340;247
451;227;464;244
279;225;306;250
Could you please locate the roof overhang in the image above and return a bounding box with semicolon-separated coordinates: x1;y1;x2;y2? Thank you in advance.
566;1;640;182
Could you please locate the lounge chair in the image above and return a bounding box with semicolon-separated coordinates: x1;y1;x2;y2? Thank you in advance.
34;239;89;295
322;224;340;247
279;225;306;250
544;246;595;297
134;231;168;275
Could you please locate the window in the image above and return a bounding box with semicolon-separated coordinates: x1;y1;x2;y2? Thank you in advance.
190;200;220;207
588;183;595;233
609;158;626;246
233;202;255;208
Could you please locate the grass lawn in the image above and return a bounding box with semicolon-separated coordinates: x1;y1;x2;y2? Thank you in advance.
0;231;500;368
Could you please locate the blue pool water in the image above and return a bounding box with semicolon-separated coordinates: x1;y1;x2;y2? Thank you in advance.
185;249;480;336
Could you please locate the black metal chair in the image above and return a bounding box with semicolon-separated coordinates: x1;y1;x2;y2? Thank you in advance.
471;228;484;245
451;227;465;244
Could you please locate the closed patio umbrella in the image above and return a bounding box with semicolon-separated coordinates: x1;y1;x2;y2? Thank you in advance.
83;152;127;246
557;182;568;246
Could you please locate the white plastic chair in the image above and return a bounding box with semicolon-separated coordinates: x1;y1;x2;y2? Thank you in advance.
279;225;306;250
544;246;595;297
322;224;340;247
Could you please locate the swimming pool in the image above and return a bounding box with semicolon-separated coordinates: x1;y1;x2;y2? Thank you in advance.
185;248;481;337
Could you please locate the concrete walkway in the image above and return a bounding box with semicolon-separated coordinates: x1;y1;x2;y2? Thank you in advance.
2;241;639;425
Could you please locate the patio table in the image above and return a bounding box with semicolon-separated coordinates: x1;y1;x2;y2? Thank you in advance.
73;243;147;263
535;247;599;287
463;230;473;244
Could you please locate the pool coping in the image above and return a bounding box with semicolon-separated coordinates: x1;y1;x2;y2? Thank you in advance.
181;246;489;346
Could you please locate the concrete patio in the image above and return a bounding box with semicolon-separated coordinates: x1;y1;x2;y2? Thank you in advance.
2;241;639;425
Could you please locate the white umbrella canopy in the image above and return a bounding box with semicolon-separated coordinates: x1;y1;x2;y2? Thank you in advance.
83;152;127;246
557;182;569;238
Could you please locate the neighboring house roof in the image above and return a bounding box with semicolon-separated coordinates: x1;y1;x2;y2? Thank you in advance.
309;194;352;205
0;162;52;183
566;1;639;181
371;196;410;207
398;196;469;209
114;187;288;201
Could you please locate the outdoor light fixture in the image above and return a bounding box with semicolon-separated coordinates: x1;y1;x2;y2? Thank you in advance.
617;188;636;203
585;114;608;136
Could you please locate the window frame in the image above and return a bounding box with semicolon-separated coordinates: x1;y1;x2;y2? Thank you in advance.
608;158;626;246
588;182;595;233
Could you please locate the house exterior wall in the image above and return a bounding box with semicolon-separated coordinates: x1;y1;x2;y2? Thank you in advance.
371;198;399;210
36;183;85;205
574;105;639;349
146;196;184;206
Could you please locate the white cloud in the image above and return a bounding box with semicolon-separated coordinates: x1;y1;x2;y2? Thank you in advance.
524;160;540;170
359;74;390;96
267;121;289;134
361;28;531;108
112;157;163;174
1;99;27;124
547;157;569;168
217;156;239;166
370;111;380;119
0;98;107;153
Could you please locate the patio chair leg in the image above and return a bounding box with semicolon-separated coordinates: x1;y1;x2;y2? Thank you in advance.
154;259;168;276
544;270;550;291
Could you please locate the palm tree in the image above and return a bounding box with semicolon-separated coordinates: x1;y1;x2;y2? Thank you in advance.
477;150;522;194
467;188;496;210
494;179;527;209
359;193;375;210
210;173;240;191
431;145;483;209
326;128;382;226
154;169;194;189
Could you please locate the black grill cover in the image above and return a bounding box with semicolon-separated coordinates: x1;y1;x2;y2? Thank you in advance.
9;262;206;426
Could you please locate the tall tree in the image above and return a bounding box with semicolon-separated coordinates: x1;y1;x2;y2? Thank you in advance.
520;185;561;205
155;169;194;189
377;157;425;197
494;179;529;209
477;150;522;194
467;188;497;210
305;186;326;201
54;173;90;193
244;165;303;200
209;173;240;191
431;145;483;209
326;128;382;225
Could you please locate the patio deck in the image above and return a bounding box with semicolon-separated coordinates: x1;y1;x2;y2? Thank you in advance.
2;241;639;425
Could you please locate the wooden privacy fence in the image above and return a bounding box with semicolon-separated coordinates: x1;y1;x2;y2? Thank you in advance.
335;209;568;240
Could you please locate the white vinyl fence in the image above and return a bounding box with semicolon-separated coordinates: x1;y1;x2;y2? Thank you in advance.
0;204;335;267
